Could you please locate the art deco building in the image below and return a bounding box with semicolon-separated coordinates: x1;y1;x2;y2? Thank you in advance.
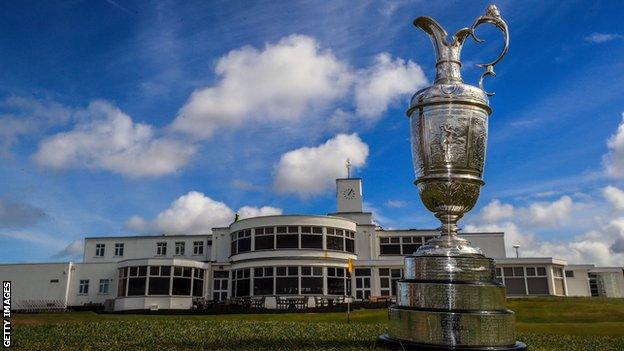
1;177;622;311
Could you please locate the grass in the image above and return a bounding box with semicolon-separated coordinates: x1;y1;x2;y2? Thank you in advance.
10;297;624;350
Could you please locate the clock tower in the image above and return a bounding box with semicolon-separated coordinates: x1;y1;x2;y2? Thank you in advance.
336;178;363;213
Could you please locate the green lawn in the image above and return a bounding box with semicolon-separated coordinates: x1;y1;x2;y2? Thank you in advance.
11;297;624;350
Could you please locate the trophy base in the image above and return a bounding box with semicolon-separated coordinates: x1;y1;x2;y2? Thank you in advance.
378;335;527;351
381;253;526;350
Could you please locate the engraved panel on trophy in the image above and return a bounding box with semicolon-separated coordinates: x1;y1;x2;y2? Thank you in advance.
423;106;469;172
409;111;425;177
468;111;489;172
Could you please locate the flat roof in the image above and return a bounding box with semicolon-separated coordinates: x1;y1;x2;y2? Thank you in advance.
495;257;568;265
228;214;358;226
84;233;213;240
375;229;503;236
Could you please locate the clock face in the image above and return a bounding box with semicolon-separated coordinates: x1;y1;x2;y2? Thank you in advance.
342;188;356;199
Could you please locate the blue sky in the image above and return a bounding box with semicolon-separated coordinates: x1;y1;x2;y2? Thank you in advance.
1;0;624;265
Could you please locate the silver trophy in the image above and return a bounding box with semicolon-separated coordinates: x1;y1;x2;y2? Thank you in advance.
380;5;526;350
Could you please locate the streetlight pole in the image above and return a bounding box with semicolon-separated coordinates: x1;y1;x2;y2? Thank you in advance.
513;245;520;258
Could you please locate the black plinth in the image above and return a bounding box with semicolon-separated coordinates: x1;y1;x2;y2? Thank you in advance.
378;335;527;351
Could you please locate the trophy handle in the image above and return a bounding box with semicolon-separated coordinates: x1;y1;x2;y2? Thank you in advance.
469;5;509;96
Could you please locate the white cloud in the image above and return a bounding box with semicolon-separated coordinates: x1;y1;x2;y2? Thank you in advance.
524;196;573;227
354;53;427;119
125;191;282;234
32;100;196;177
273;133;369;197
54;240;84;259
604;113;624;178
170;35;427;139
475;196;574;228
386;200;407;208
466;194;624;265
124;215;149;232
585;33;624;43
0;230;64;249
0;97;75;156
238;206;283;218
172;35;353;139
603;185;624;210
479;199;514;222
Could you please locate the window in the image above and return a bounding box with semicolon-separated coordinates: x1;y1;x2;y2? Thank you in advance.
50;279;59;283
301;266;323;294
327;267;348;295
345;231;355;253
193;241;204;255
552;267;566;296
565;270;574;278
156;242;167;256
276;266;299;294
255;227;275;250
276;228;298;249
326;228;344;251
401;237;421;255
193;269;204;297
230;233;237;256
379;237;401;255
379;268;402;296
380;236;425;255
175;242;185;255
253;267;275;295
354;268;371;300
172;267;192;295
79;280;89;295
118;268;127;296
232;268;251;297
213;270;229;301
148;266;171;295
99;279;110;294
301;227;322;249
128;266;147;296
237;230;252;253
498;266;550;296
95;244;105;257
114;243;124;257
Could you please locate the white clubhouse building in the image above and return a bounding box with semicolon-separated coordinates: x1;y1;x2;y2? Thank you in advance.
1;178;623;311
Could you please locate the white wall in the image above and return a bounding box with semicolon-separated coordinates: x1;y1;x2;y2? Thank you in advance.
114;296;193;311
0;263;72;309
565;267;591;297
84;235;212;263
461;233;506;259
67;262;118;306
597;270;624;298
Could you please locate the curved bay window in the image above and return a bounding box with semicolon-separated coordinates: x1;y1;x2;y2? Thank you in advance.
254;227;275;250
276;266;299;294
232;268;251;297
232;265;348;297
117;265;205;298
230;225;356;255
326;228;344;251
301;226;323;249
128;266;147;296
300;266;323;294
327;267;350;295
253;267;274;295
148;266;171;295
276;226;299;249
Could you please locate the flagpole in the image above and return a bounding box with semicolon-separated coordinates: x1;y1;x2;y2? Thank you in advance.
347;258;353;323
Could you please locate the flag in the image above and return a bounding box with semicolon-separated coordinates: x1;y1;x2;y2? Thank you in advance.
347;258;353;275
